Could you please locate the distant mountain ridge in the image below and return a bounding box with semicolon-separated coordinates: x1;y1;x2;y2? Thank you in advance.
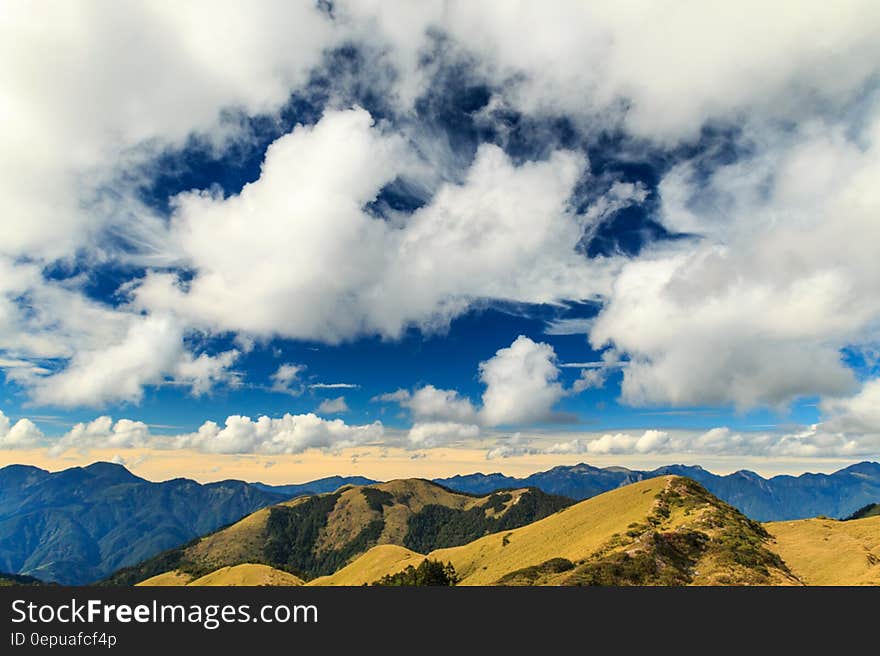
435;461;880;522
0;462;288;585
252;475;377;498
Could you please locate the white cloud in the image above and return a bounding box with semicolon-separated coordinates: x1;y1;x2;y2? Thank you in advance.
0;257;133;363
482;418;880;459
376;336;566;427
316;396;349;414
479;335;565;426
37;412;383;456
374;389;412;404
407;421;480;447
485;431;674;458
271;363;305;394
47;416;151;456
30;315;184;407
132;108;620;344
0;410;43;449
178;413;383;455
378;385;478;423
0;2;341;409
341;0;880;141
571;369;607;393
175;349;240;396
821;378;880;435
310;383;359;389
28;315;239;408
591;116;880;409
0;0;336;261
576;430;671;455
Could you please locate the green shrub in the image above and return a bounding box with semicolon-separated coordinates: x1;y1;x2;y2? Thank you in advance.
373;560;458;586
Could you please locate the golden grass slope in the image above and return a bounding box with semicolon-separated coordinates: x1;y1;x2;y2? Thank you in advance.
136;564;303;586
765;515;880;585
135;570;194;586
322;476;664;586
188;564;304;586
323;476;799;586
429;477;669;585
308;545;425;586
185;506;274;573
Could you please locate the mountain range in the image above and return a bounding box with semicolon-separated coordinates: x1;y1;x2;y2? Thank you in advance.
434;461;880;522
130;475;876;586
0;462;287;584
5;459;880;585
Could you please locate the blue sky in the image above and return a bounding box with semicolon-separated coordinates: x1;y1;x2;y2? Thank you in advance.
1;302;823;437
1;2;879;479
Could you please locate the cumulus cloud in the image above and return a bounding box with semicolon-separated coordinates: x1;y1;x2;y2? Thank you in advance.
29;315;184;407
489;430;674;457
38;412;383;456
177;413;383;455
377;385;478;423
316;396;349;414
581;430;671;455
28;315;239;407
484;416;880;459
48;416;151;456
572;369;607;393
591;116;880;409
377;335;566;427
479;335;565;426
407;421;480;447
0;410;43;449
133;108;618;344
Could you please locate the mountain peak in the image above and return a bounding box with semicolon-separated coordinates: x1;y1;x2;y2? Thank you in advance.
732;469;764;481
81;461;145;483
840;461;880;476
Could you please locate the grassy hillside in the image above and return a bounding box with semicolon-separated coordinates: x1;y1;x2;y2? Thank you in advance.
307;545;425;586
765;516;880;585
136;564;303;586
136;570;194;586
331;476;798;586
188;564;304;586
114;479;571;584
430;477;669;585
